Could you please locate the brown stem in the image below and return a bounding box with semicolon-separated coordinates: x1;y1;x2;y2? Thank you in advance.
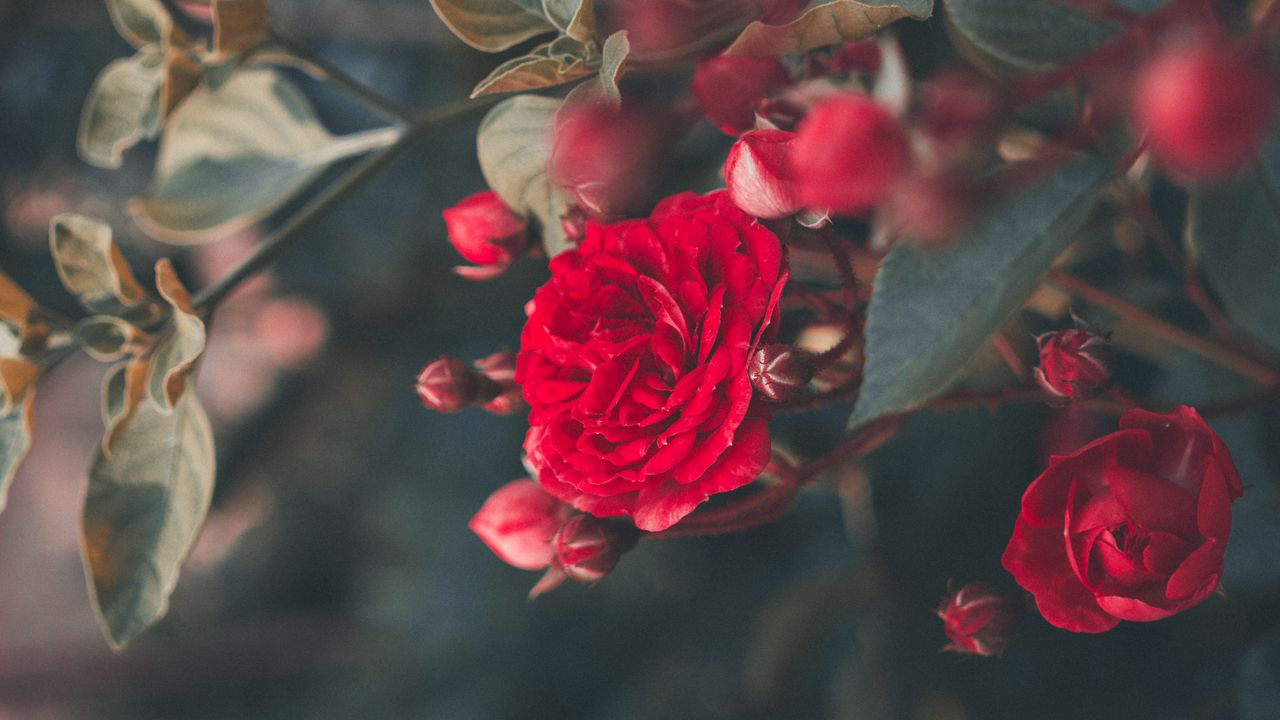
1046;270;1280;386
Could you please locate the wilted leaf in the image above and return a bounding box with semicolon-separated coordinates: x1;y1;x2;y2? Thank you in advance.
101;359;152;455
50;215;160;322
429;0;557;52
850;155;1110;428
724;0;933;57
1190;136;1280;354
76;316;151;362
942;0;1165;72
542;0;595;42
0;389;34;514
82;387;215;650
129;68;402;243
147;260;206;410
596;30;629;107
476;94;573;255
209;0;270;60
471;36;594;98
106;0;176;49
0;356;38;414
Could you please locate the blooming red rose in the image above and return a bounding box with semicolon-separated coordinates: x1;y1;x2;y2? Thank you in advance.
469;479;572;570
1002;406;1243;633
693;54;792;136
1034;327;1111;403
442;191;528;280
936;582;1022;657
725;129;803;219
792;95;910;215
516;191;788;531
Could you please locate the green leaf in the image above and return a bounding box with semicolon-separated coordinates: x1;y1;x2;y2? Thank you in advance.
471;36;594;98
724;0;933;57
49;214;160;321
101;359;152;456
429;0;557;52
542;0;596;42
82;386;215;650
942;0;1165;72
106;0;175;50
78;50;167;169
850;155;1110;428
129;68;402;244
596;30;629;107
0;386;34;514
147;260;206;411
476;94;573;255
1190;138;1280;354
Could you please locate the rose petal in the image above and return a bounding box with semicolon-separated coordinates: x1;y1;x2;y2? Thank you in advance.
1002;514;1120;633
1106;466;1198;535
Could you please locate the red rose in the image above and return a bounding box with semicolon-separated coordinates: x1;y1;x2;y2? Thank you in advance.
1002;406;1243;633
1034;327;1111;403
516;191;788;531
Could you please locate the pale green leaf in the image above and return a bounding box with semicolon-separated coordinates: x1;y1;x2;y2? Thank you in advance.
82;387;215;650
597;30;630;107
78;50;166;169
106;0;175;49
476;94;573;255
49;214;159;321
129;68;402;244
471;37;593;98
147;260;206;411
850;155;1110;427
542;0;595;42
429;0;556;52
724;0;933;57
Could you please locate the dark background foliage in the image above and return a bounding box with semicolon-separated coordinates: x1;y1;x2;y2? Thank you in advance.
3;1;1280;718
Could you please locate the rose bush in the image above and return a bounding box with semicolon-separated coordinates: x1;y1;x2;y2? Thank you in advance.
516;191;788;531
1002;406;1243;633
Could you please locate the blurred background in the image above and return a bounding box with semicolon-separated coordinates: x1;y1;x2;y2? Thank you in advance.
3;1;1280;718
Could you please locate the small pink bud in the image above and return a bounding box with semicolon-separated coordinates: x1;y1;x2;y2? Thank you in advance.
415;356;478;413
553;515;637;584
1034;326;1111;403
1134;42;1275;180
793;95;910;215
725;130;803;219
474;350;523;415
550;102;673;218
442;191;528;280
936;582;1022;657
748;343;814;402
693;54;792;136
469;479;573;571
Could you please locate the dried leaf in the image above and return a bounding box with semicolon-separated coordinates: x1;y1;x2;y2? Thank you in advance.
147;260;206;410
0;270;40;335
210;0;270;60
82;387;215;650
429;0;557;52
49;214;159;322
0;389;35;514
471;37;593;98
724;0;933;57
101;359;152;456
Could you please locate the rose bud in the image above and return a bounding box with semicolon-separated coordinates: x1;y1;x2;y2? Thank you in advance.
884;171;977;247
550;102;674;218
916;68;1006;164
793;95;910;215
725;130;803;219
442;191;528;281
749;343;814;402
1003;406;1244;632
693;54;792;136
1134;41;1276;180
553;514;638;584
474;350;523;415
1033;326;1111;403
415;356;478;413
470;479;573;571
936;582;1022;657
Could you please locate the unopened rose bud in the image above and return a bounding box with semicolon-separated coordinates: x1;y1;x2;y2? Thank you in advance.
694;54;792;136
749;344;814;402
793;95;910;215
469;479;573;570
553;514;638;584
416;356;478;413
726;130;803;219
474;350;523;415
1034;325;1111;403
936;582;1021;657
442;191;528;281
550;102;674;218
1134;41;1275;180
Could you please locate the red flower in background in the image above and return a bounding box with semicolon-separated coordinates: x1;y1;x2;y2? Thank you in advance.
1003;406;1243;632
442;191;528;280
724;129;803;219
693;54;792;135
516;192;788;531
792;95;910;215
1034;326;1112;403
936;582;1022;657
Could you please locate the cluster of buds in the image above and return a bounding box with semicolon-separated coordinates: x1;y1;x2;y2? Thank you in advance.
1033;316;1112;405
936;582;1023;657
442;191;529;280
415;351;522;415
469;479;639;597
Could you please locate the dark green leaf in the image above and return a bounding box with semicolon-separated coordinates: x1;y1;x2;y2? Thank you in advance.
129;68;401;243
476;94;573;255
1190;138;1280;354
82;386;215;650
429;0;557;52
49;214;160;321
850;155;1110;428
724;0;933;57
